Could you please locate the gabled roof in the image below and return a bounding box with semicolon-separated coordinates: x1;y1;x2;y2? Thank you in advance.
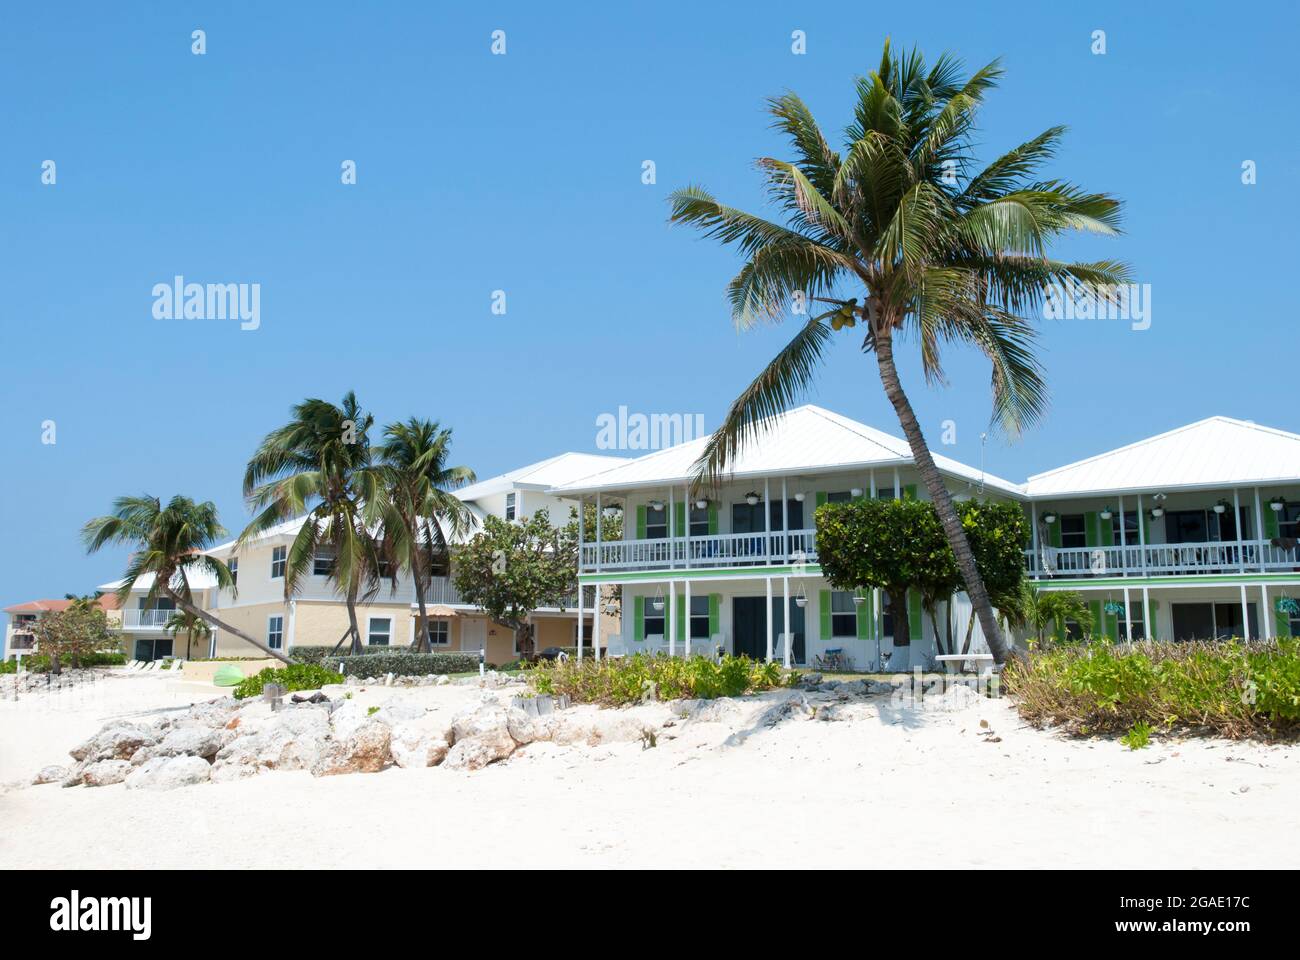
96;567;221;594
1023;417;1300;497
549;405;1023;497
453;451;629;502
5;595;117;615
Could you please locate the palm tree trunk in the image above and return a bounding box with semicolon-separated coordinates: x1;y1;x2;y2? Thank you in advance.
160;586;292;665
872;325;1012;664
410;554;431;654
345;581;363;655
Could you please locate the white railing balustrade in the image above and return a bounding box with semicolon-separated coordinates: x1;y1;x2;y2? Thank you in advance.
1024;539;1300;578
580;529;819;572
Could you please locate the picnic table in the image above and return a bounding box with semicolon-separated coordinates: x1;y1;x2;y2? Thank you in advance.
934;652;995;674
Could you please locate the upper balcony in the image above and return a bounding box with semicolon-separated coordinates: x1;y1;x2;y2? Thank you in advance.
582;529;818;573
1027;538;1300;580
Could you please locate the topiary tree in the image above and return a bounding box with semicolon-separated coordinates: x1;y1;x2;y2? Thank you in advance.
452;508;579;659
815;497;1028;656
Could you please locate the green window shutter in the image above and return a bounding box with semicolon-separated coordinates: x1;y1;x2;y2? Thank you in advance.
674;502;686;537
636;505;647;540
708;594;720;635
707;504;718;534
633;596;644;641
855;591;872;640
819;590;832;639
1084;512;1098;548
1105;605;1119;642
1088;600;1101;639
676;593;686;641
908;590;923;641
1265;507;1280;539
1049;519;1062;548
815;491;827;510
1099;514;1114;547
1148;599;1159;641
1141;510;1150;544
1275;604;1291;639
903;484;917;501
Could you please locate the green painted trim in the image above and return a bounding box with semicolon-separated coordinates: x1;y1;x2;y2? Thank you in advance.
636;505;647;540
815;492;827;508
674;502;686;538
855;590;871;640
633;596;644;642
676;592;686;641
1084;512;1098;548
708;594;720;635
819;590;831;639
707;503;718;535
579;564;825;584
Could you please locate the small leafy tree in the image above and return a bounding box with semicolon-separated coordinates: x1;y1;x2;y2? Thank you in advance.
29;605;118;675
452;509;578;658
165;610;211;660
815;498;1027;654
1003;583;1093;649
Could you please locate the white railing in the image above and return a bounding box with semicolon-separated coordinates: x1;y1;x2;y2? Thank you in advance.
580;529;819;572
122;608;176;628
1025;539;1300;578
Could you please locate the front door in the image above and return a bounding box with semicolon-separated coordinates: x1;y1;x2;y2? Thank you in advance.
732;597;767;659
461;617;487;654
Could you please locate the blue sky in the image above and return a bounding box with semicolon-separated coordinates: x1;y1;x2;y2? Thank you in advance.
3;1;1298;625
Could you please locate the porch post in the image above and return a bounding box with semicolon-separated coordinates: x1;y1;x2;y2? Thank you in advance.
1030;500;1039;576
577;495;585;577
668;580;677;657
668;487;675;571
684;482;691;569
1260;584;1272;641
782;575;792;668
1121;586;1131;643
595;492;602;575
1233;488;1245;572
765;576;774;662
763;477;772;565
1117;494;1126;576
684;579;692;657
781;476;790;563
593;585;602;661
1142;585;1152;641
869;468;876;499
1253;487;1266;571
1239;583;1252;640
1137;493;1148;574
576;583;584;660
893;467;901;499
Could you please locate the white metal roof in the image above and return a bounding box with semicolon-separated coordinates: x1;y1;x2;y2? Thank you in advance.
1023;416;1300;497
452;451;629;502
549;405;1023;497
97;567;221;593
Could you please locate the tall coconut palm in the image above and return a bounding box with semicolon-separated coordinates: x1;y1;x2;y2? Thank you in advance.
241;392;386;655
83;495;292;664
669;41;1129;663
375;419;476;653
165;610;211;660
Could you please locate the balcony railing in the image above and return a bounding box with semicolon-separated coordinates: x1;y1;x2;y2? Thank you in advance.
1025;539;1300;578
9;634;35;650
121;608;176;629
581;529;819;573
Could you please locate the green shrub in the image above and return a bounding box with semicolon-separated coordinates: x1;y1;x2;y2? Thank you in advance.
321;651;479;678
1004;639;1300;741
232;663;343;700
1;652;126;673
529;653;790;706
290;644;414;664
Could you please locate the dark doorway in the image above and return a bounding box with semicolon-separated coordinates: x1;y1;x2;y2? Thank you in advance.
732;597;767;659
1171;602;1258;641
771;596;806;664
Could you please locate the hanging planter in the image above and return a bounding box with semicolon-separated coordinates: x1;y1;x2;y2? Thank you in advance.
1104;600;1124;616
794;582;808;608
1213;499;1229;515
1276;596;1299;616
1099;507;1114;520
1270;496;1286;512
1042;512;1058;525
1150;506;1164;519
793;492;805;503
852;593;867;606
744;491;760;506
694;498;709;511
650;585;665;613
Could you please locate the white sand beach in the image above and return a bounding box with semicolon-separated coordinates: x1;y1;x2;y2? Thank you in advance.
2;669;1297;870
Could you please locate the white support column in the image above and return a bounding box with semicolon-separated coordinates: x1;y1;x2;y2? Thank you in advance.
577;494;585;578
668;581;677;657
1117;495;1126;576
595;492;602;575
765;576;774;662
593;586;602;661
1121;587;1131;643
1254;487;1266;571
1137;493;1148;574
684;579;692;657
1233;488;1245;573
763;477;772;565
782;576;792;669
1240;583;1252;640
1030;500;1040;576
869;469;876;499
668;487;675;571
1142;585;1152;642
287;599;297;653
683;482;691;569
1260;583;1272;641
576;583;584;660
893;467;901;499
781;476;789;563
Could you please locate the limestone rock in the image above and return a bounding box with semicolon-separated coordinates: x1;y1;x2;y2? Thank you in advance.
126;754;212;791
82;759;133;787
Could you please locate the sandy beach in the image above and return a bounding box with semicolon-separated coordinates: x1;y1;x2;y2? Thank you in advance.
2;669;1297;869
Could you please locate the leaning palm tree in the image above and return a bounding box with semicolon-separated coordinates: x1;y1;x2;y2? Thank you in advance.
375;419;476;653
83;495;292;664
669;40;1129;663
241;392;386;655
1003;582;1093;650
165;609;211;660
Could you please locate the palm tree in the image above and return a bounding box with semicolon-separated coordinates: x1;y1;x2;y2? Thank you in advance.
83;495;292;664
669;40;1129;663
374;419;476;653
1003;582;1093;650
165;610;211;660
241;392;385;655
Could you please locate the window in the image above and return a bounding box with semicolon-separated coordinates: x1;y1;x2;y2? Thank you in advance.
427;620;449;646
228;557;238;585
827;490;853;504
689;595;710;639
1117;601;1145;640
267;616;284;650
271;546;286;579
1059;514;1087;549
645;596;666;637
830;591;858;638
576;621;593;643
689;503;710;537
881;592;894;641
313;547;336;576
1280;503;1300;540
368;617;391;646
505;493;516;521
645;504;668;539
1111;511;1140;545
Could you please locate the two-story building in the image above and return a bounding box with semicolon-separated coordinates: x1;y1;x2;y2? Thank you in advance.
3;596;122;662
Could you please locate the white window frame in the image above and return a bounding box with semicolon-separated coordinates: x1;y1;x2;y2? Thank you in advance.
505;492;516;521
267;615;284;650
427;619;450;647
270;545;287;579
830;591;857;638
228;556;238;586
313;546;337;577
367;616;392;646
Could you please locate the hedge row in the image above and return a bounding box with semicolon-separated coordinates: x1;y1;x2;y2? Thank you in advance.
290;644;403;664
1;652;126;674
321;651;479;678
